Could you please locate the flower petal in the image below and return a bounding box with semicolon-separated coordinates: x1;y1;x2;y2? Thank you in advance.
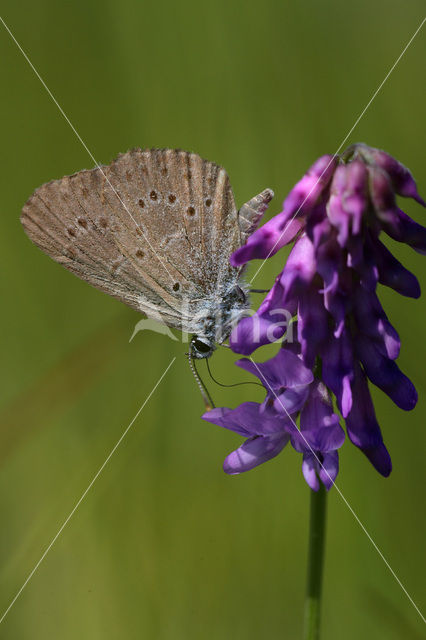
298;286;330;367
316;235;343;295
202;403;262;437
345;363;392;476
327;165;350;246
236;347;314;389
321;328;354;417
362;145;426;207
300;382;344;441
230;278;296;355
290;381;345;454
342;160;369;235
203;401;292;437
223;434;289;474
279;234;317;296
301;451;340;491
284;154;338;219
356;335;417;410
353;287;400;360
366;234;420;298
230;213;302;265
322;268;353;339
362;443;392;477
318;451;340;490
271;385;311;416
379;208;426;255
302;454;320;491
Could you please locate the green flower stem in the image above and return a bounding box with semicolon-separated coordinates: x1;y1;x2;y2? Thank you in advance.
303;484;327;640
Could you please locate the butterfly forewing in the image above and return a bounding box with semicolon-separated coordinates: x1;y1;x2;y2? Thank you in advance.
21;148;241;330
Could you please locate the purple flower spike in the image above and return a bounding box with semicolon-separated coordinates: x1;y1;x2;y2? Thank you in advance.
205;143;424;486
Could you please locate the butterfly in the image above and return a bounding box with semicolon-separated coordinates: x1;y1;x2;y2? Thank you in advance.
21;148;273;359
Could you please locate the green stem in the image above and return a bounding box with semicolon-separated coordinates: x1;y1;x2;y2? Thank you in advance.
303;484;327;640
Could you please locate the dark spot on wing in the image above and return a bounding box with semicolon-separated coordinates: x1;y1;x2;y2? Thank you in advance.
77;218;88;228
150;190;157;201
172;282;180;291
187;206;195;216
136;249;145;258
168;194;176;203
138;199;145;208
205;198;212;207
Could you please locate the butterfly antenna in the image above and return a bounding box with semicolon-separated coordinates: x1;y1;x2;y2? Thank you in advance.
205;358;264;390
187;349;215;411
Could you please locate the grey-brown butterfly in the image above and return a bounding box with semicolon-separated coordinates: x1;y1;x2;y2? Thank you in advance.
21;148;273;359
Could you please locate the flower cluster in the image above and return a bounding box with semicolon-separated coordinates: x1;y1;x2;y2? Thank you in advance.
203;144;425;490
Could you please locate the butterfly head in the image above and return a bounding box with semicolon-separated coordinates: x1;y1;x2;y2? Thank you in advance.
190;336;216;360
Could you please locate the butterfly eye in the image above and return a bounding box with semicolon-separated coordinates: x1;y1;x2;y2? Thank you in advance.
192;338;214;358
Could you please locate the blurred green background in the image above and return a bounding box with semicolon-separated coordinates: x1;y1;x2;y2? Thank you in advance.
0;1;425;638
